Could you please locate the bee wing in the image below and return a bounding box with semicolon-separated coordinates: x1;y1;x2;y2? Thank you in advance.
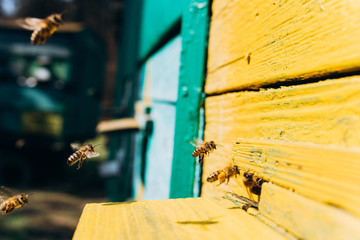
17;17;44;30
0;186;14;202
70;143;83;150
190;138;204;147
0;186;16;196
85;151;100;159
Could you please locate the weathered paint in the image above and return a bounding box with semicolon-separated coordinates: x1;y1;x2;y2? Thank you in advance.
259;183;360;240
202;76;360;199
73;197;288;240
206;0;360;94
170;0;209;198
146;36;181;103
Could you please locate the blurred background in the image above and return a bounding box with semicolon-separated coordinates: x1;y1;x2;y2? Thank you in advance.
0;0;196;239
0;0;123;239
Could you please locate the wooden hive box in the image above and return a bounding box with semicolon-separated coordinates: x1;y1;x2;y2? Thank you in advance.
74;0;360;239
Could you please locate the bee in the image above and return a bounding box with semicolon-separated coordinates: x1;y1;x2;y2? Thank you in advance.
67;143;100;170
243;171;266;201
17;12;64;45
207;165;240;186
191;139;221;164
206;170;224;183
0;186;31;215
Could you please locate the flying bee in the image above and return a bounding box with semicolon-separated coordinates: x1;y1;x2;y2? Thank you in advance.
17;12;65;45
67;143;100;170
207;165;240;186
0;186;32;215
243;171;267;201
191;139;221;164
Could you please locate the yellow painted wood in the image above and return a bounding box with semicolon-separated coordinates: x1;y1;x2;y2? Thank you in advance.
73;197;288;240
201;76;360;202
96;118;139;133
232;138;360;218
259;183;360;240
206;0;360;94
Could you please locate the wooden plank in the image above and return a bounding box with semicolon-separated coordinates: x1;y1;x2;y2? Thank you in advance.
170;0;209;198
96;118;139;133
232;138;360;218
259;183;360;240
206;0;360;94
73;197;289;240
201;76;360;200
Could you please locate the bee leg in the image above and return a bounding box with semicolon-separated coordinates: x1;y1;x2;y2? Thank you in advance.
77;156;85;170
217;172;226;186
226;175;230;184
198;154;204;164
246;187;255;202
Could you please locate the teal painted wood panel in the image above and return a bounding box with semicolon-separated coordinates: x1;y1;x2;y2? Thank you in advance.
143;102;176;200
134;35;182;200
147;36;181;103
170;0;209;198
139;0;183;60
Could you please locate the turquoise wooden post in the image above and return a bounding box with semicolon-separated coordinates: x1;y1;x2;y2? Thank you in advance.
169;0;209;198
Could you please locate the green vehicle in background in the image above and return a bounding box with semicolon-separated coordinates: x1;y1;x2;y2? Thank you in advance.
0;24;106;186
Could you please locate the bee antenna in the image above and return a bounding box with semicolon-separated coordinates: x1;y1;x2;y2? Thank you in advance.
27;192;35;196
94;144;101;147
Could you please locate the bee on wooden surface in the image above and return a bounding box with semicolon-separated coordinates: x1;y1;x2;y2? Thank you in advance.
191;139;221;164
67;143;100;170
243;171;266;201
207;165;240;186
206;170;224;183
0;186;31;215
17;12;64;45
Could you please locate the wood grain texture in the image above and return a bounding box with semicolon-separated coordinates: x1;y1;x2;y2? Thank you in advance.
206;0;360;94
259;183;360;240
73;197;288;240
201;76;360;201
233;138;360;218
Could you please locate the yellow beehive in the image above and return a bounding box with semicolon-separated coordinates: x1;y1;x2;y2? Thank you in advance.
202;0;360;239
74;1;360;239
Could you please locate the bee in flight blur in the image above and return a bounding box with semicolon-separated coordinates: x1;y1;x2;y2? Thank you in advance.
207;165;240;186
191;139;221;164
17;12;65;45
0;186;32;215
243;171;267;201
67;143;100;170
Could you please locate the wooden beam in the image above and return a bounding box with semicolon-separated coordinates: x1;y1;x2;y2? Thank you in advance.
259;183;360;240
201;76;360;203
233;138;360;218
73;197;289;240
96;118;139;133
206;0;360;94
